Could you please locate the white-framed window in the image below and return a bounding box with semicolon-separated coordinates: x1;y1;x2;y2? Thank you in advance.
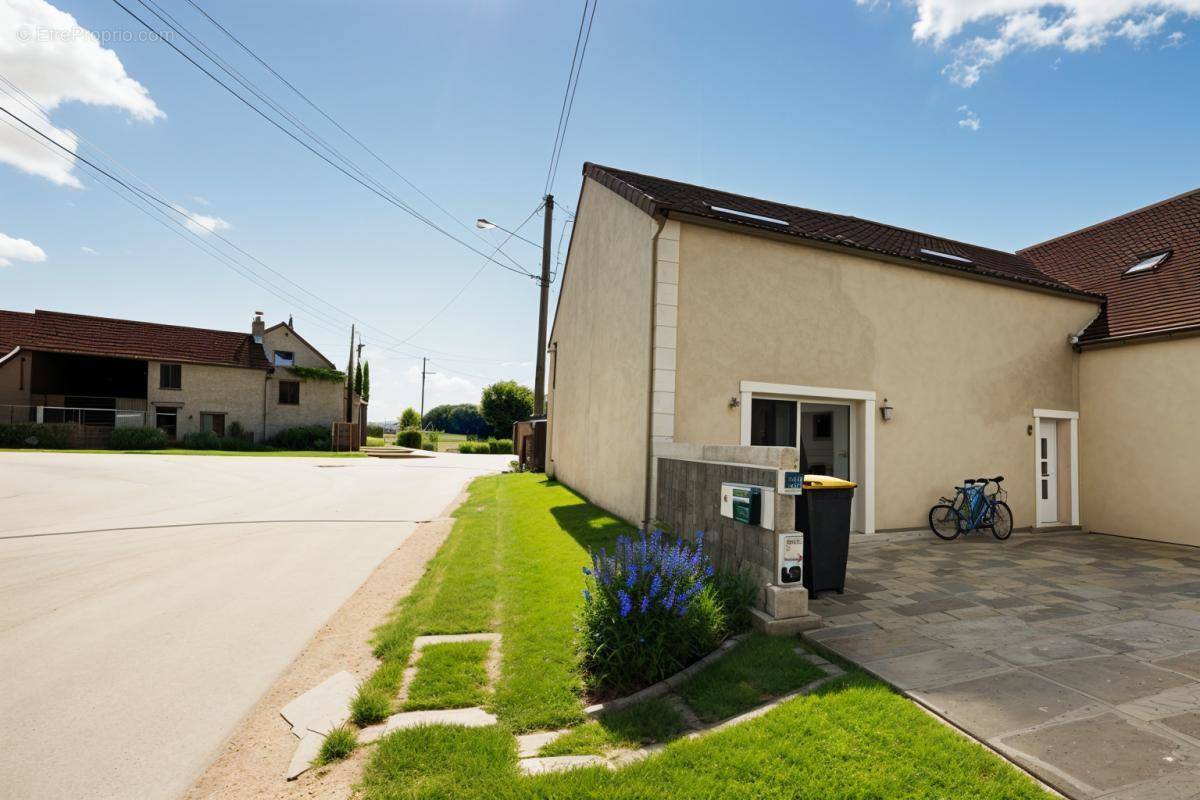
273;350;295;366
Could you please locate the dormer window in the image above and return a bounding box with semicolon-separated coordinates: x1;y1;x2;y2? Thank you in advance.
1124;250;1170;276
274;350;295;366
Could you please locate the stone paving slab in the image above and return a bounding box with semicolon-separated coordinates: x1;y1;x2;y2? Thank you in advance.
1031;656;1196;705
913;670;1098;738
862;648;1008;691
285;732;324;781
518;755;608;775
807;531;1200;799
382;706;497;732
516;730;569;757
279;670;357;738
999;713;1190;795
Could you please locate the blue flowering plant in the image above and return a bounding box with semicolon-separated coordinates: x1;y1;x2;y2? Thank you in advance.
578;529;728;695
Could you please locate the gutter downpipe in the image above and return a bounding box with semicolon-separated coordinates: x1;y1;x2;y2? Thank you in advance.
643;212;669;528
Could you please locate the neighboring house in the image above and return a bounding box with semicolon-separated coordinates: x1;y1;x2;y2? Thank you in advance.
0;309;352;443
546;163;1199;547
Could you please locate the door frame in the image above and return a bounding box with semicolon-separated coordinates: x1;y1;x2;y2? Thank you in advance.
740;381;876;534
1032;408;1079;528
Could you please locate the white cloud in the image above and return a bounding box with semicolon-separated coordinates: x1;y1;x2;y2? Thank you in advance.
404;364;480;406
957;105;982;131
80;245;96;254
174;205;232;236
0;232;47;266
861;1;1200;86
192;195;211;206
1164;30;1187;46
0;0;164;186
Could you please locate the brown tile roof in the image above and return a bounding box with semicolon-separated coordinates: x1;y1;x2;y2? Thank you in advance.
584;163;1101;301
0;310;35;355
1020;188;1200;345
0;309;273;369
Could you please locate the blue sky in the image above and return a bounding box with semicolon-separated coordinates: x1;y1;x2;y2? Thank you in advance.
1;0;1198;418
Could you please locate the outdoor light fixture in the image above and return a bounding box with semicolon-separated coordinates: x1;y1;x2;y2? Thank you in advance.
475;218;496;229
729;396;741;408
880;399;894;422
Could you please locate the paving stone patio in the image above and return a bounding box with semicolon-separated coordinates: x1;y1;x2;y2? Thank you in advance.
805;530;1200;800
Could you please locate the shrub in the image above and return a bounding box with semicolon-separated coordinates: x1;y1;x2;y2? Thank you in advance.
421;430;440;452
270;425;329;451
315;725;357;765
489;438;513;455
399;407;421;430
180;431;222;450
579;529;726;696
109;426;168;450
0;423;73;448
227;420;245;440
180;431;268;451
458;441;493;454
396;429;422;448
366;423;385;438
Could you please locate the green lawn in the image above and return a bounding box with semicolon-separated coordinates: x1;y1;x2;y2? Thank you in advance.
352;473;1053;800
677;634;822;722
0;448;365;457
405;642;492;711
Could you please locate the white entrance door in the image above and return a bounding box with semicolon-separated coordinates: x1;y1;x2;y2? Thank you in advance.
1039;419;1058;523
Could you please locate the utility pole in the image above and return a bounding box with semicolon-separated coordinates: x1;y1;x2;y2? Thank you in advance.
344;324;355;423
534;194;553;416
419;357;435;421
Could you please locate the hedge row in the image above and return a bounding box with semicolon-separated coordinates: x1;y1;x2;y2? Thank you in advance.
0;423;74;448
458;438;512;455
109;426;169;450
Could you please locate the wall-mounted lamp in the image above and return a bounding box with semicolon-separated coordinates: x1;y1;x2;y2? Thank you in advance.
729;396;741;408
879;398;894;422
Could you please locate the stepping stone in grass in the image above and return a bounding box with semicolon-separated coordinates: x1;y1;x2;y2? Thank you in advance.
518;755;608;775
382;706;498;733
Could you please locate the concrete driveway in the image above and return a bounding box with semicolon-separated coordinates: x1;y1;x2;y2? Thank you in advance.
807;531;1200;800
0;451;509;800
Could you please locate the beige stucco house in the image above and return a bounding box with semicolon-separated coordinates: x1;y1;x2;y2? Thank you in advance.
0;309;351;443
547;163;1200;547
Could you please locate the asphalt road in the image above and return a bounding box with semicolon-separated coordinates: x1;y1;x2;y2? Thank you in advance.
0;451;510;800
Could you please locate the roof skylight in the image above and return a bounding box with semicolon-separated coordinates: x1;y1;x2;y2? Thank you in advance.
708;205;789;227
920;248;973;264
1124;251;1170;275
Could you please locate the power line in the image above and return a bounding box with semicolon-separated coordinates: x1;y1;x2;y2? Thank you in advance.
544;0;599;195
378;202;546;352
179;0;506;261
110;0;539;281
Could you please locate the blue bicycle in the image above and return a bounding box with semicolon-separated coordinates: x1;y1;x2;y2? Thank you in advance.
928;476;1013;541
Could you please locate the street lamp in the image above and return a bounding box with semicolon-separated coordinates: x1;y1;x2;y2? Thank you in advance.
475;218;543;250
475;218;496;230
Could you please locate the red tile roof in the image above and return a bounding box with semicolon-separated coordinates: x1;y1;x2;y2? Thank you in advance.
1020;188;1200;345
0;309;273;369
0;310;35;355
585;163;1100;301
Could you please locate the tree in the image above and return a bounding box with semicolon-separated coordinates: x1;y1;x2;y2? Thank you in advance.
422;403;490;436
399;407;421;430
354;361;364;396
362;361;371;403
480;380;534;437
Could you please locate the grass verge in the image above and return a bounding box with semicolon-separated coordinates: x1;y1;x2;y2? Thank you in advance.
405;641;492;711
538;698;685;757
315;726;358;766
677;633;823;723
362;671;1053;799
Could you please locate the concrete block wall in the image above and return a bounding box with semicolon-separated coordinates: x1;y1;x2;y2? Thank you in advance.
655;454;797;609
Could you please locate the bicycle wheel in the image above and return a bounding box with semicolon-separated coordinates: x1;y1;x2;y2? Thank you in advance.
990;501;1014;540
929;504;962;540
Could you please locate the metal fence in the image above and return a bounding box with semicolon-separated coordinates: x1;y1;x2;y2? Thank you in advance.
1;404;147;427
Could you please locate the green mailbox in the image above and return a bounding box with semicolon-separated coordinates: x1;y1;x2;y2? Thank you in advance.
720;483;762;526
